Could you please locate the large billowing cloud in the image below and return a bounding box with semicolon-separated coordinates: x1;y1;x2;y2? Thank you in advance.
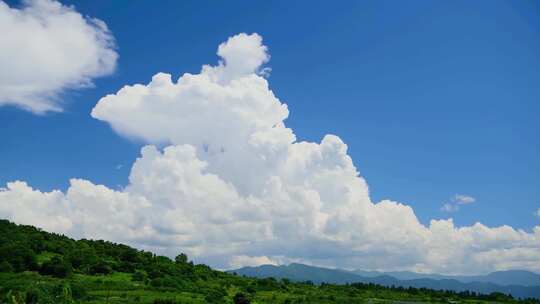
0;0;117;113
2;33;539;274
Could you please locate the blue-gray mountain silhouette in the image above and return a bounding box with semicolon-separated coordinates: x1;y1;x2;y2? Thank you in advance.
230;263;540;299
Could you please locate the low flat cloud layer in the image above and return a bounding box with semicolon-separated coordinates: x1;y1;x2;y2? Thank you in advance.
1;33;539;274
0;0;117;113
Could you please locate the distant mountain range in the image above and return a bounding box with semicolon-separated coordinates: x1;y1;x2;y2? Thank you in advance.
230;263;540;299
353;269;540;287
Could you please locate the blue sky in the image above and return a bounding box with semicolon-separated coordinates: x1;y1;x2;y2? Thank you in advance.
1;0;539;233
3;0;540;273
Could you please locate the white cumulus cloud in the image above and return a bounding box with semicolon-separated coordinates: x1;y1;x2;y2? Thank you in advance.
1;33;539;274
229;255;278;269
0;0;117;113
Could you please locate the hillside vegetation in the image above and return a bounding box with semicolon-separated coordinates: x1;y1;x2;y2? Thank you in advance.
0;219;538;304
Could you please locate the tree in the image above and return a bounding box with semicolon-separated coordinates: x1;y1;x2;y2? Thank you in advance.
132;270;148;282
233;292;251;304
39;256;73;278
175;253;188;264
66;245;97;270
0;244;38;272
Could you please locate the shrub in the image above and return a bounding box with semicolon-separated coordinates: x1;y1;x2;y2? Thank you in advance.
150;276;178;288
204;288;227;304
0;261;14;273
39;256;72;278
69;282;87;300
4;290;24;304
233;292;251;304
153;299;177;304
89;261;112;275
25;288;39;304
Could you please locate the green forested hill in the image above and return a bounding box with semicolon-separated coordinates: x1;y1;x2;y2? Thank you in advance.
0;219;538;304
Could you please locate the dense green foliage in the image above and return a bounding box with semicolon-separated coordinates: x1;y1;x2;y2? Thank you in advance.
1;219;539;304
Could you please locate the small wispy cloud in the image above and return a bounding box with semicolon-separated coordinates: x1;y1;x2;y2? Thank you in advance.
441;194;476;212
452;194;476;205
441;203;459;212
535;208;540;219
